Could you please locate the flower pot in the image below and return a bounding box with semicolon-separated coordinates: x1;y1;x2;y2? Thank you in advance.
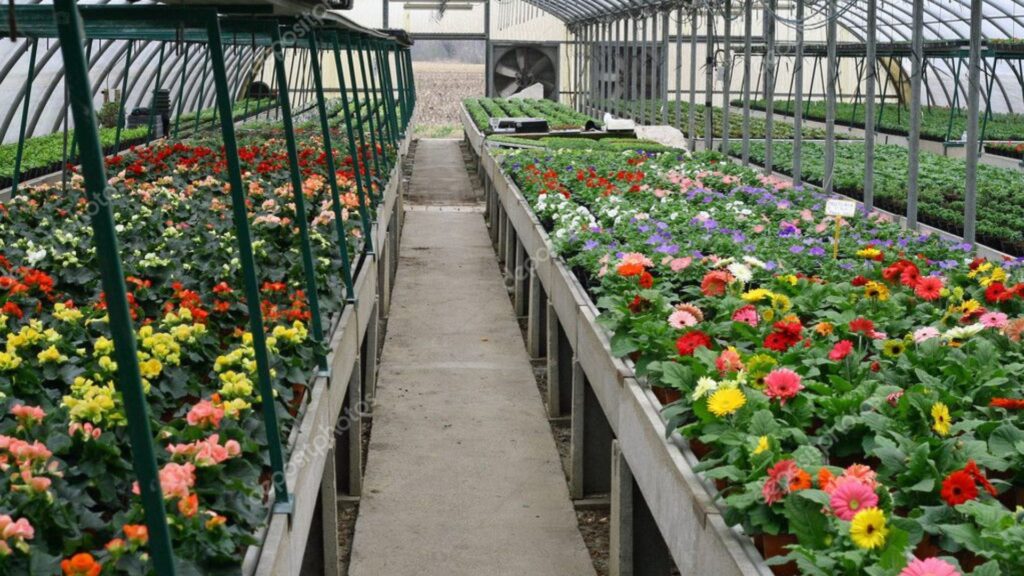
689;438;714;460
914;534;943;560
651;386;681;406
753;533;799;576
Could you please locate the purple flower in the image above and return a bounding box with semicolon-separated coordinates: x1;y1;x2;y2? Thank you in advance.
583;239;600;251
789;245;805;254
655;244;679;255
809;247;826;257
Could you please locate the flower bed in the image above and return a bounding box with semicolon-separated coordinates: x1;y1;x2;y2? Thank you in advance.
0;127;150;191
464;97;598;132
500;143;1024;575
739;100;1024;143
983;141;1024;161
731;141;1024;256
0;123;392;573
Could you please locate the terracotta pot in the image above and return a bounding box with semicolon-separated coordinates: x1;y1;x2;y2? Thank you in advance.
689;438;714;460
651;386;682;406
753;534;799;576
914;534;943;560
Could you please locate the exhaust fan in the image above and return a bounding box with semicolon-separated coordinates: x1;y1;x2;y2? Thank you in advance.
489;42;560;100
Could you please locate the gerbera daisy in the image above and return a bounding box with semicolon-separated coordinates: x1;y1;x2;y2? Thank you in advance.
899;557;961;576
979;311;1008;329
668;309;698;329
616;252;653;277
864;281;890;301
849;317;875;334
849;507;888;550
914;276;944;301
931;402;952;436
990;397;1024;410
752;435;770;455
675;330;712;357
829;478;879;521
715;348;744;374
762;460;805;505
764;369;804;405
940;470;978;506
913;327;940;343
707;388;746;418
882;339;906;358
829;339;854;361
732;304;759;326
700;270;734;297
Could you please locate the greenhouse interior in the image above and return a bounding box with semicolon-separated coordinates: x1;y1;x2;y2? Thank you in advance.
1;0;1024;574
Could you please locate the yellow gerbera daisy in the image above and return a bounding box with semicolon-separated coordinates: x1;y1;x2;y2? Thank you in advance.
742;288;773;303
882;340;905;358
857;247;882;259
849;508;888;550
752;436;770;455
770;293;792;312
707;388;746;418
931;402;952;436
864;281;890;302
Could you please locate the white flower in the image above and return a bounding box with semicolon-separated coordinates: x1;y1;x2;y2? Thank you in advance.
691;377;718;401
727;263;753;283
26;248;47;266
743;256;766;269
943;323;985;341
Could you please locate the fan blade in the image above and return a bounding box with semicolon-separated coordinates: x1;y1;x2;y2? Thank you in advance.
495;63;519;77
516;48;528;72
498;82;520;97
528;56;552;78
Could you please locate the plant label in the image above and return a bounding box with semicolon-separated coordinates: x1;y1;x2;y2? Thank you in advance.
825;199;857;218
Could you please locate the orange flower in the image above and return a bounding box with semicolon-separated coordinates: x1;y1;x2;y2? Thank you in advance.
61;553;102;576
123;524;148;544
178;493;199;517
814;322;834;336
818;467;836;492
789;469;812;492
205;513;227;530
105;538;126;554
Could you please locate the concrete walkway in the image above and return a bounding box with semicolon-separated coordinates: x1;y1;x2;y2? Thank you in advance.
348;139;595;576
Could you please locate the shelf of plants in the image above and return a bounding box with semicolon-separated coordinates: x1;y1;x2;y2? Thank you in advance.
0;117;409;575
473;115;1024;576
733;141;1024;256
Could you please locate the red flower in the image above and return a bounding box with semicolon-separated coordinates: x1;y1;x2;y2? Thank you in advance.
829;339;854;361
628;295;649;314
764;332;791;352
985;282;1013;303
639;271;654;289
990;397;1024;410
212;282;232;295
764;321;803;352
676;331;712;357
914;276;943;301
700;270;734;297
2;301;23;319
941;470;978;506
964;460;998;496
849;317;875;334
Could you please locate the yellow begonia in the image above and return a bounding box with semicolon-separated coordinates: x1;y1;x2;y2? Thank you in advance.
98;355;118;373
220;398;251;418
93;337;114;356
138;357;163;379
37;345;67;364
218;371;254;399
63;377;124;426
53;303;84;323
0;351;22;371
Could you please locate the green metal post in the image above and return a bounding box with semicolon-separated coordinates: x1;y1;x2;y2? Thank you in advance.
343;33;376;205
52;2;177;574
306;31;360;296
266;26;329;368
354;35;383;189
69;40;93;166
371;40;396;151
331;31;375;253
173;43;191;138
147;42;166;145
362;37;391;173
377;40;400;145
113;40;133;153
243;34;255;120
206;14;291;510
10;38;38;197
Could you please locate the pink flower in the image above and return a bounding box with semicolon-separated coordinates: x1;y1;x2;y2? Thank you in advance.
668;310;698;329
913;327;941;343
841;464;879;490
899;557;961;576
0;515;34;544
134;462;196;500
762;459;804;505
828;340;854;361
9;405;45;428
887;390;905;407
69;422;103;440
732;305;759;326
752;224;765;233
187;399;224;429
980;311;1009;329
167;434;242;468
764;369;804;405
715;349;744;374
669;257;692;272
829;478;879;520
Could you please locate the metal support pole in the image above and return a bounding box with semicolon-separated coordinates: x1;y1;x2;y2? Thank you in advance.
688;8;697;148
763;0;775;175
173;43;191;138
741;0;752;165
824;0;837;193
614;18;622;118
344;33;377;207
194;46;209;134
674;7;682;130
10;38;38;197
907;0;924;230
963;0;982;244
864;0;877;211
333;32;376;254
721;0;732;152
704;5;714;149
631;17;639;119
52;2;176;574
640;14;648;125
268;30;328;369
661;10;670;125
207;14;291;511
357;36;384;187
146;42;166;145
793;0;804;185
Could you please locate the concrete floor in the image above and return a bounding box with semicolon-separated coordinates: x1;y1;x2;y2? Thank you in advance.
348;139;595;576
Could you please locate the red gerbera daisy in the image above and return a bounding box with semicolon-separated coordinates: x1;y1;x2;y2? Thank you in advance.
849;317;875;334
990;397;1024;410
914;276;943;301
676;331;712;357
940;470;979;506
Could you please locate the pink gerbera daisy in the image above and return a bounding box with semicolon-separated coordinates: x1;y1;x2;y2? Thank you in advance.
898;557;960;576
668;310;698;329
980;311;1009;329
829;478;879;521
764;368;804;405
732;304;759;326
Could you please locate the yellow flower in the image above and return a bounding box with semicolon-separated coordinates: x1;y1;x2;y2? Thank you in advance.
742;289;773;303
98;355;118;373
882;340;905;358
0;350;22;371
864;281;890;302
959;299;981;315
753;436;770;455
856;247;882;259
93;337;114;356
221;398;251;418
52;303;84;323
770;293;792;312
931;402;952;436
814;322;834;336
138;357;163;379
849;508;888;550
707;388;747;417
219;371;254;399
37;345;67;364
968;262;993;279
778;274;799;286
